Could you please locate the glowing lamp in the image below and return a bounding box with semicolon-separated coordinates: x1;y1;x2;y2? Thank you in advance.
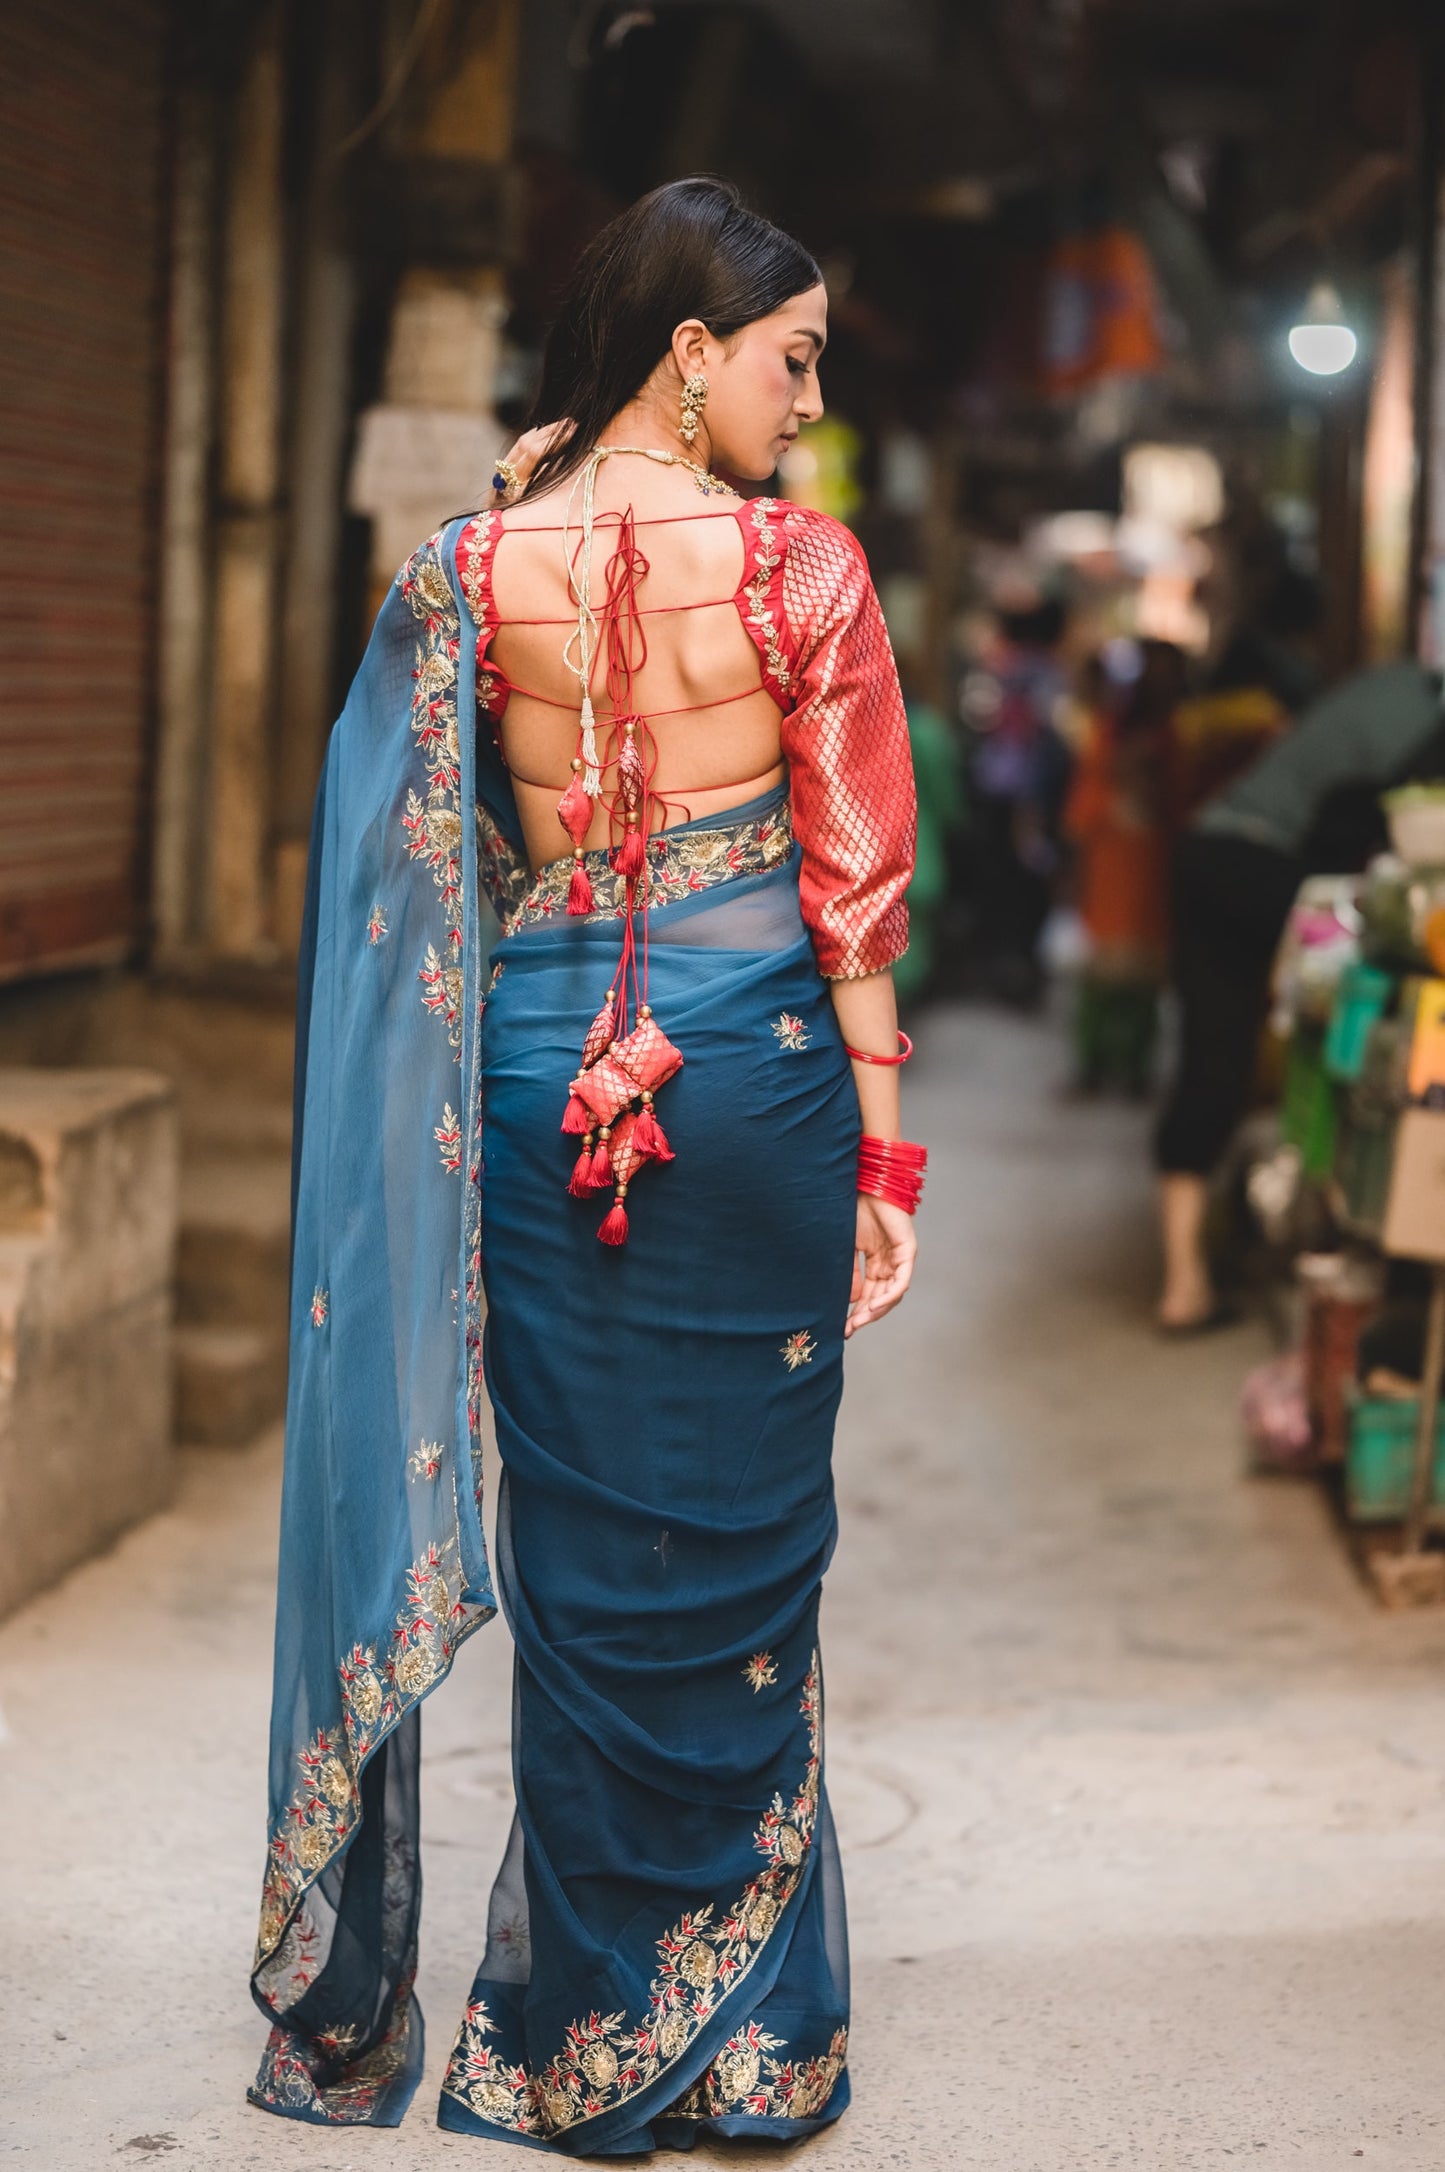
1288;281;1357;376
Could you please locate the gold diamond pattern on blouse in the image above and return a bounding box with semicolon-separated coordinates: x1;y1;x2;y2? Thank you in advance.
778;511;916;981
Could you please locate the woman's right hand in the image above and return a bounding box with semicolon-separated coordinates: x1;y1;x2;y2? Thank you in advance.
491;419;575;502
845;1193;917;1338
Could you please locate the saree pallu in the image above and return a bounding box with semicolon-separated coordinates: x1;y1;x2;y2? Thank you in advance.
439;788;856;2152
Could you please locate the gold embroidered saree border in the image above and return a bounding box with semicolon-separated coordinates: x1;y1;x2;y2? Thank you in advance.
502;798;794;937
440;1657;823;2141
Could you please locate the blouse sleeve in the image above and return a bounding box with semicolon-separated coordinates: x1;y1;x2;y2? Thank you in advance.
779;511;917;980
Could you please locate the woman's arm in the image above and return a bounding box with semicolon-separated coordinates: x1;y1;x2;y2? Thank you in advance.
776;512;922;1339
829;969;918;1339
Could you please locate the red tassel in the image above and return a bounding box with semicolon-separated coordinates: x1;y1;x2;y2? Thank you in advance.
561;1092;590;1135
597;1194;630;1246
581;992;617;1067
567;859;594;915
632;1106;674;1162
589;1132;613;1185
568;1141;598;1197
614;828;645;881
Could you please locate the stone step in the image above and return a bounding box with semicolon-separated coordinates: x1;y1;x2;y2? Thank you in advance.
173;1323;287;1448
177;1153;292;1330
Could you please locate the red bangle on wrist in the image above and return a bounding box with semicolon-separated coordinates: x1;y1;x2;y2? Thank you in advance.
856;1133;928;1214
843;1030;913;1066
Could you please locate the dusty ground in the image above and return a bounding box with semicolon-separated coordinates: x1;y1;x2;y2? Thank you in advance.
6;1003;1445;2170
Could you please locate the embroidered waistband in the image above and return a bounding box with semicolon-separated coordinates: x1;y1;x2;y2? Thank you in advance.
503;792;794;937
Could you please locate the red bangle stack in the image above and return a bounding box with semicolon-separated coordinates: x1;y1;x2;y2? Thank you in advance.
856;1134;927;1214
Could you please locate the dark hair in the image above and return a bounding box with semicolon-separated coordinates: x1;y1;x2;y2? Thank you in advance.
521;177;821;499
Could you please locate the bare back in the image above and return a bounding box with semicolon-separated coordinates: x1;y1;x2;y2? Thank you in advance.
485;466;785;871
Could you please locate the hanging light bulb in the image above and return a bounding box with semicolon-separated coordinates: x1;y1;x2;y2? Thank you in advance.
1288;280;1358;376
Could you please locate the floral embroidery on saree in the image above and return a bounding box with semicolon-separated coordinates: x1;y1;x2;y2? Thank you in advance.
440;1658;823;2140
397;531;493;1473
743;1651;777;1692
409;1439;444;1483
771;1012;811;1051
504;799;794;935
780;1331;816;1372
251;1969;418;2123
254;1536;468;1977
399;538;465;1048
434;1103;462;1174
671;2020;848;2122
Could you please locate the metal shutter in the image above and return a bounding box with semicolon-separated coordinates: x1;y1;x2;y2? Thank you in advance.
0;1;169;981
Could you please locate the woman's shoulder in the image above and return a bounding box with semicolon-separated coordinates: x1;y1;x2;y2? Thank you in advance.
394;527;461;621
771;500;867;560
766;503;874;627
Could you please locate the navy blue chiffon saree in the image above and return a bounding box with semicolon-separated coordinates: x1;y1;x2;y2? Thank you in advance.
250;512;913;2151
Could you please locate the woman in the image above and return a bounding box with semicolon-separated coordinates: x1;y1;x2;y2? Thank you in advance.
248;177;921;2153
1064;640;1182;1096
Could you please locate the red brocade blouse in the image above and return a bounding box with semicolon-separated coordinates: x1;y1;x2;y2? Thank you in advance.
457;498;917;982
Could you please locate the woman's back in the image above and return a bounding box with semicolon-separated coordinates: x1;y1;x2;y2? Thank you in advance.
485;466;786;870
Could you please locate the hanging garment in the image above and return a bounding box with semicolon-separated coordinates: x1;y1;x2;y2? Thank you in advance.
248;500;915;2151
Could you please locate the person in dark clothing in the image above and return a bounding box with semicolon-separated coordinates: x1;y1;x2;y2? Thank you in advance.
1157;660;1445;1330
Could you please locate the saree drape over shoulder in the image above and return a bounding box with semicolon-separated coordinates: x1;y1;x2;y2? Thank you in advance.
250;500;916;2153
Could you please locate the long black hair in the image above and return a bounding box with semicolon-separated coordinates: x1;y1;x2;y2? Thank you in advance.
520;177;821;500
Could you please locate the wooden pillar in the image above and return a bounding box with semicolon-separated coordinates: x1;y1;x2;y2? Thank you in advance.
207;2;286;959
271;0;363;957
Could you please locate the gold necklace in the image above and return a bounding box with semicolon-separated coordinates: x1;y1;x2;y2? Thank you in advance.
594;443;735;496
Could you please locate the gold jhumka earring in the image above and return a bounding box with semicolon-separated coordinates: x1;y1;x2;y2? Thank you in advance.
679;372;708;445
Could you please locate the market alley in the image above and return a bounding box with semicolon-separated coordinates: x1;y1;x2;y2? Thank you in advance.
6;1002;1445;2172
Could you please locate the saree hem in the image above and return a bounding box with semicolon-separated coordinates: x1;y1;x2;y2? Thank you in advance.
247;1973;427;2128
437;1854;821;2157
439;1803;824;2154
248;1603;490;2122
251;1598;492;1980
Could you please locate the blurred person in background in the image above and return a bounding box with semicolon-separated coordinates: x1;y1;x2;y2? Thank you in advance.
893;670;965;1005
247;178;920;2150
963;592;1074;1005
1064;638;1185;1095
1168;520;1322;827
1156;658;1444;1332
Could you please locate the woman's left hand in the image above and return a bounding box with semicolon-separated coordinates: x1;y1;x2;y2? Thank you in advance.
845;1194;917;1338
490;419;575;501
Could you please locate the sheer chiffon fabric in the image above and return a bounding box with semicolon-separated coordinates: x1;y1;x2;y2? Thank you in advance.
249;511;912;2150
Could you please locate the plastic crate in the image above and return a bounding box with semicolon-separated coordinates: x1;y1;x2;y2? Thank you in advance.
1345;1390;1445;1521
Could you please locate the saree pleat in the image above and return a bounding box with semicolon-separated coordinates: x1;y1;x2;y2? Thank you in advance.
438;836;856;2150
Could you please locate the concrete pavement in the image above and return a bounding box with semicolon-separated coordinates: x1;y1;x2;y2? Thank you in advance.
6;1002;1445;2169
